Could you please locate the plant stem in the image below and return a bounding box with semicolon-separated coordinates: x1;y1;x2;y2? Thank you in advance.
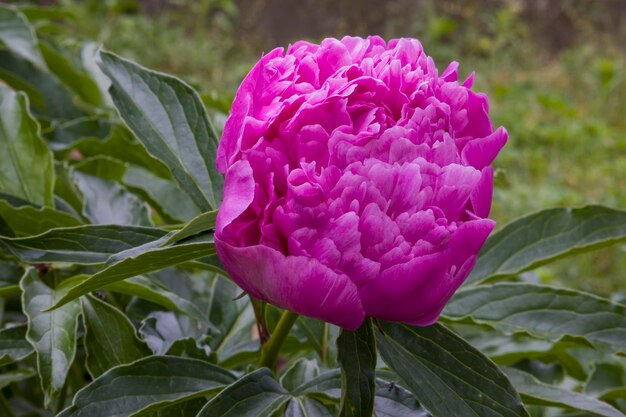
250;297;270;344
257;309;299;371
0;391;16;417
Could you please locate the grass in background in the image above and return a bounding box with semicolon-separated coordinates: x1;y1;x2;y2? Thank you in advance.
32;0;626;294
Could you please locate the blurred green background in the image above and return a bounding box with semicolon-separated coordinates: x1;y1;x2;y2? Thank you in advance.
5;0;626;294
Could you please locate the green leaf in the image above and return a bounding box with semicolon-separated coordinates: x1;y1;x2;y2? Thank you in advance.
105;275;206;322
46;231;216;310
467;206;626;284
208;275;250;348
124;165;202;223
74;171;151;226
139;311;212;360
208;277;256;363
0;49;84;119
0;199;81;236
291;369;341;397
39;40;102;106
74;155;127;181
280;358;321;392
0;85;54;206
80;42;112;106
82;294;150;378
163;210;217;245
444;282;626;353
58;356;236;417
54;161;84;215
505;368;625;417
0;5;46;68
285;398;334;417
18;5;77;23
47;116;113;149
586;362;626;401
142;398;207;417
197;368;291;417
467;332;588;380
296;318;338;366
337;319;376;417
96;50;223;211
63;124;172;180
0;224;166;264
0;324;33;366
20;269;81;406
0;258;23;282
290;369;427;417
373;377;427;417
376;321;529;417
0;367;36;389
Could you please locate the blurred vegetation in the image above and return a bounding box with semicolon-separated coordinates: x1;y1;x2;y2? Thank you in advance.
6;0;626;294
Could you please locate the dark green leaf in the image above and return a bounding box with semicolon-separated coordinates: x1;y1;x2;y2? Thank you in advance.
0;324;33;366
138;311;211;357
46;232;216;310
505;368;625;417
290;369;426;417
105;275;205;322
467;206;626;284
142;398;206;417
586;362;626;399
57;356;236;417
0;284;19;297
0;49;84;119
20;269;81;406
54;161;84;215
0;85;54;206
62;124;172;179
0;224;166;264
0;258;22;282
445;282;626;353
0;5;46;68
374;378;428;417
209;279;256;365
208;274;251;352
82;294;150;378
47;116;113;149
0;368;36;389
0;199;81;236
296;319;337;366
74;171;151;226
97;50;223;211
123;165;201;223
467;332;588;380
280;358;320;392
337;319;376;417
39;40;102;106
18;5;77;22
74;156;127;181
196;368;291;417
163;210;217;245
285;398;334;417
377;321;529;417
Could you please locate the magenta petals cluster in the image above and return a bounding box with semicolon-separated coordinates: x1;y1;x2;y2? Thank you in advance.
215;36;507;330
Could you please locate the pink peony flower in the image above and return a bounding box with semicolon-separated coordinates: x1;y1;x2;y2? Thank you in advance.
215;36;507;330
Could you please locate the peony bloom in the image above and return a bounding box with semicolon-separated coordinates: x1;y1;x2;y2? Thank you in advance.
215;36;507;330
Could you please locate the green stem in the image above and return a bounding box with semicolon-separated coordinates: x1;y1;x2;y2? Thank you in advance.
258;309;299;371
0;391;16;417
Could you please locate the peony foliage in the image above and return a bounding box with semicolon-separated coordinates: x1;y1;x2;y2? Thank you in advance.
1;5;626;417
